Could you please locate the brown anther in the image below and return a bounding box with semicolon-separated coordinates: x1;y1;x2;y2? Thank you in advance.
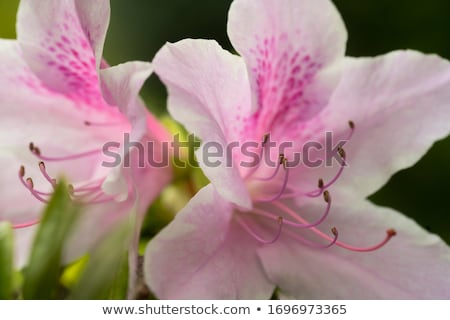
29;142;35;152
331;227;338;236
337;147;346;159
279;154;285;165
38;161;45;170
262;133;270;146
323;190;330;203
19;165;25;177
318;178;324;189
26;177;34;189
34;147;41;156
277;216;283;225
348;120;355;130
387;229;397;237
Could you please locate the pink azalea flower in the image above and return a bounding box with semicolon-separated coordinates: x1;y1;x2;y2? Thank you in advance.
145;0;450;299
0;0;171;273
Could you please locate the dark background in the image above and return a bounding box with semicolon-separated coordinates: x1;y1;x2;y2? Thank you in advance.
1;0;449;243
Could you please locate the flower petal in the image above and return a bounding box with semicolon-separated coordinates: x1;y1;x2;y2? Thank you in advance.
153;39;252;208
228;0;347;135
317;50;450;199
258;199;450;299
99;61;152;141
16;0;109;105
144;184;274;299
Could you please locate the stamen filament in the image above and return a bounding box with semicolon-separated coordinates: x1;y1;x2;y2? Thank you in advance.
12;220;40;229
285;227;339;249
281;205;396;252
272;191;331;228
253;154;284;181
237;215;283;245
29;142;101;162
84;120;124;127
33;149;101;162
254;159;289;203
243;133;270;180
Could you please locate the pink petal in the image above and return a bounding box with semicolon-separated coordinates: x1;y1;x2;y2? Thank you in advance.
228;0;347;136
16;0;109;106
144;184;274;299
99;61;153;141
73;0;110;64
153;39;252;208
316;51;450;199
258;199;450;299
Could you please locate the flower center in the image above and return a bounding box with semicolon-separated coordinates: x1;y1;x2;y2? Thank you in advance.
236;121;397;252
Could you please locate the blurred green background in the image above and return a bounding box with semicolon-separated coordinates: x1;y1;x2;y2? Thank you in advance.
0;0;449;244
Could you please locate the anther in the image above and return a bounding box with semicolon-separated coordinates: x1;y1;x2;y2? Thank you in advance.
387;229;397;237
19;165;25;177
262;133;270;146
29;142;41;156
318;178;324;189
277;216;283;225
348;120;355;130
279;154;285;165
331;227;338;236
26;177;34;189
337;147;346;159
84;121;92;126
323;190;330;203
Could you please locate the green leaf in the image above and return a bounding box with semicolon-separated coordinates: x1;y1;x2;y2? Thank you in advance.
0;222;14;299
22;182;79;299
70;218;132;299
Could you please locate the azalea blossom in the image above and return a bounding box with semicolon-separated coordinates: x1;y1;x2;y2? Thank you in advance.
0;0;171;278
145;0;450;299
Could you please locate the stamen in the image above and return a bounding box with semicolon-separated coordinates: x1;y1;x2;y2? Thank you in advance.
307;147;346;195
337;146;346;159
304;120;355;196
286;227;339;249
18;173;49;204
237;216;283;245
29;142;101;162
39;162;56;188
348;120;355;130
262;133;270;147
283;146;347;200
243;133;271;180
253;154;284;181
84;120;124;127
334;229;397;252
255;157;289;203
318;178;324;189
281;205;396;252
12;220;40;229
268;191;331;228
29;142;41;156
